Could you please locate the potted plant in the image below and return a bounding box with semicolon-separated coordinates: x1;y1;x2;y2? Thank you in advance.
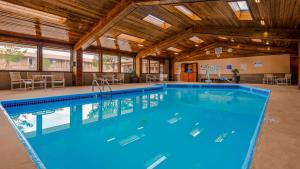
129;70;139;83
232;68;240;83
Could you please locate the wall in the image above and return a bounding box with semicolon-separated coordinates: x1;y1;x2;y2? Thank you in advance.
0;72;73;90
174;54;291;83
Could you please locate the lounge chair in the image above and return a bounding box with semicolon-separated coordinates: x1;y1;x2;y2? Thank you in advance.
262;74;274;84
276;74;291;86
159;74;168;82
112;74;124;84
27;72;46;89
51;73;65;88
9;72;33;90
146;74;159;83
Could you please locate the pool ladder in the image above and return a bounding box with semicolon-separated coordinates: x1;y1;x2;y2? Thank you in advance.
92;79;112;94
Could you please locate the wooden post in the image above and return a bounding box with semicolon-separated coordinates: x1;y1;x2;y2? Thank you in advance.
74;49;83;86
135;56;141;78
298;41;300;90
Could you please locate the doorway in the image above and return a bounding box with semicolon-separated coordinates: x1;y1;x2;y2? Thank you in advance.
181;63;198;82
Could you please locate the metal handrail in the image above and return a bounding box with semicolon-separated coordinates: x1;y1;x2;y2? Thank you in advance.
92;79;112;92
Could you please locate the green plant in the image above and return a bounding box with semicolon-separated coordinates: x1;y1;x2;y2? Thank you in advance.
0;44;26;68
232;68;239;75
129;70;137;77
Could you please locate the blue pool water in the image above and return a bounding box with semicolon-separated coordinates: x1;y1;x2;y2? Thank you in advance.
3;85;269;169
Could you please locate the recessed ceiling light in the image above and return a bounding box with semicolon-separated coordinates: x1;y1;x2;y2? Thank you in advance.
174;52;179;55
143;14;171;29
255;0;260;3
251;38;262;42
138;44;144;47
231;39;235;42
189;36;204;44
174;5;201;21
260;20;265;26
106;37;116;41
167;47;182;52
195;44;199;47
218;36;228;40
228;1;253;20
117;34;145;43
265;41;269;45
0;0;66;23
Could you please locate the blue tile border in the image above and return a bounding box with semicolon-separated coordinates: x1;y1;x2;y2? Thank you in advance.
0;83;270;169
1;85;164;109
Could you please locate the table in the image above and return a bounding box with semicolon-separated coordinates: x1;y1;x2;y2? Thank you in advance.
32;75;55;88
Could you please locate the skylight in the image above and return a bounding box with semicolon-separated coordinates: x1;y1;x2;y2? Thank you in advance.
174;5;201;21
189;36;204;44
251;39;262;43
167;47;182;52
0;0;66;23
228;1;252;20
117;34;145;43
143;15;171;29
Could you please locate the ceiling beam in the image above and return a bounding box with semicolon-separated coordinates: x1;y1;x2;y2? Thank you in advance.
136;28;193;58
74;0;137;51
134;0;227;6
175;42;297;61
193;26;300;42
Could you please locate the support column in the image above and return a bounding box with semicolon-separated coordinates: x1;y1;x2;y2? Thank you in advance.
74;49;83;86
135;56;141;79
298;41;300;90
170;58;175;81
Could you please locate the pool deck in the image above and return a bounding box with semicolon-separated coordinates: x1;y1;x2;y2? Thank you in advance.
0;83;299;169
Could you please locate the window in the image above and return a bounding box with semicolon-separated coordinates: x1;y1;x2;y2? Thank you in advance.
167;47;182;52
117;34;145;43
102;54;119;72
228;1;253;20
142;59;149;73
0;42;37;70
121;56;134;73
160;63;164;74
83;52;99;72
150;60;159;73
143;14;171;29
43;48;71;71
174;5;201;21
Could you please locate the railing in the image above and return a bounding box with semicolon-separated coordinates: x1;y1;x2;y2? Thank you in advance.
92;79;112;93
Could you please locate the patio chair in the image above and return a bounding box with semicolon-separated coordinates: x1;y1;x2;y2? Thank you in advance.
93;73;104;81
27;72;46;89
51;73;65;88
9;72;33;90
159;74;168;82
276;74;292;86
146;74;158;83
262;74;274;84
112;74;124;84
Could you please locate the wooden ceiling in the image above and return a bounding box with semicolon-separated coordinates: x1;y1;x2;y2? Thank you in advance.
0;0;299;61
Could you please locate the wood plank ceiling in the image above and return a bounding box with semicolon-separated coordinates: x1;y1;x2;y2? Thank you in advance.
0;0;299;60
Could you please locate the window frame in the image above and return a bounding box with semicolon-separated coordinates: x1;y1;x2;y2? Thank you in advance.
120;56;134;73
0;41;38;72
102;54;120;73
42;46;72;72
82;51;100;73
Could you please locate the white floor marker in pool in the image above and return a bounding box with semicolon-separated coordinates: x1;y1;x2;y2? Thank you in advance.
146;155;167;169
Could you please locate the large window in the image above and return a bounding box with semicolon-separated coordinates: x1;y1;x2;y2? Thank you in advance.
102;54;119;72
142;59;149;73
43;48;71;71
121;56;134;73
0;42;37;70
150;60;159;73
83;52;99;72
160;63;164;74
